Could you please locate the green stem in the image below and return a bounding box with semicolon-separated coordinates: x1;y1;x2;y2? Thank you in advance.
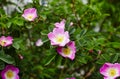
59;58;67;79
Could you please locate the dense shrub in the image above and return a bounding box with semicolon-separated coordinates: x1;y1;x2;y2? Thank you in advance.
0;0;120;79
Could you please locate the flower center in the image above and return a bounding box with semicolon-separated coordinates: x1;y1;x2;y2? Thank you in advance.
6;70;14;78
56;36;64;43
0;40;6;46
109;68;117;77
27;15;33;20
63;48;71;55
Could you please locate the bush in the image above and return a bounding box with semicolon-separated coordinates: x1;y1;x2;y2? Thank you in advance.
0;0;120;79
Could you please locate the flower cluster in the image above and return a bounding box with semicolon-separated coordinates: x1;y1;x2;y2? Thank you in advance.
1;65;19;79
48;19;76;60
100;63;120;79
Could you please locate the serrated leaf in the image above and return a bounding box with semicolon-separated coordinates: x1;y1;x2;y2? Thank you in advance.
111;53;119;63
101;54;110;61
79;29;87;37
96;59;105;64
41;30;49;35
12;42;20;49
12;38;23;49
0;53;15;64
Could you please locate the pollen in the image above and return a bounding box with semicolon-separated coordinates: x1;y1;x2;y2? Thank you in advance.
27;14;33;20
6;70;14;78
63;48;71;55
56;36;64;43
109;68;117;77
0;40;6;46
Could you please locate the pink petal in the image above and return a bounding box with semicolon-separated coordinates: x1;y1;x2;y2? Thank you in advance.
54;19;66;29
57;41;76;60
100;63;112;77
53;28;64;34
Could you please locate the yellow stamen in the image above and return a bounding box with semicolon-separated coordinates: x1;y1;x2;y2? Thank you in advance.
27;15;33;20
56;36;64;43
109;68;117;77
6;70;14;78
63;48;71;55
0;41;6;46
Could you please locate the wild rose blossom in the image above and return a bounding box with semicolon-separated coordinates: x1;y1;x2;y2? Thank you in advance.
0;36;13;47
54;19;66;29
48;28;70;46
22;8;37;21
57;41;76;60
100;63;120;79
1;65;19;79
35;39;43;46
66;77;76;79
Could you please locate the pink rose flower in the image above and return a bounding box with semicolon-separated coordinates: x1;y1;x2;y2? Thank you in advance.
35;39;43;46
48;28;70;46
22;8;37;21
1;65;19;79
57;41;76;60
100;63;120;79
0;36;13;47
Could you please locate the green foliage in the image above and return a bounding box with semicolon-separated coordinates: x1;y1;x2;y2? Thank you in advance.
0;0;120;79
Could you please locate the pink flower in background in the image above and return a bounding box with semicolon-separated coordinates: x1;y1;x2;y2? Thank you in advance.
100;63;120;79
48;28;70;46
35;39;43;46
54;19;66;29
22;8;37;21
0;36;13;47
57;41;76;60
1;65;19;79
66;77;76;79
18;54;24;60
70;22;73;26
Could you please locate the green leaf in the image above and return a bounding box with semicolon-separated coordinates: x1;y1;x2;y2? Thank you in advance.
0;60;5;70
101;54;110;61
111;42;120;48
79;29;87;37
45;55;56;66
76;29;87;40
13;17;24;26
77;57;87;64
69;28;76;34
96;59;105;64
0;53;15;64
55;54;63;66
12;42;20;50
41;30;49;35
111;53;119;63
6;22;12;28
12;38;23;49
